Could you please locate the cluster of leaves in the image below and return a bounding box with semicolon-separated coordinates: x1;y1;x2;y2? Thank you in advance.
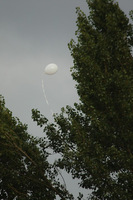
0;95;73;200
32;0;133;199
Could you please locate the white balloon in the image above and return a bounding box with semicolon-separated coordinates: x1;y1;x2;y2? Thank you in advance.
44;63;58;75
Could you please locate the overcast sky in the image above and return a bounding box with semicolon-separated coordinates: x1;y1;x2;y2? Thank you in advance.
0;0;132;198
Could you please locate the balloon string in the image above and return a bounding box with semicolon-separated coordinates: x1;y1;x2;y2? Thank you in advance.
42;79;49;105
42;79;53;115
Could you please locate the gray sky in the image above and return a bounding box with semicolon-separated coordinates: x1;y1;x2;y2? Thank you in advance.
0;0;89;136
0;0;132;198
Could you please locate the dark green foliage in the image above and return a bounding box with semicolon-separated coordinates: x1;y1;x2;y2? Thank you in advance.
32;0;133;199
0;96;73;200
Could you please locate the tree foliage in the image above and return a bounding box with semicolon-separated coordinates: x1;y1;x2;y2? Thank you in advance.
32;0;133;199
0;95;73;200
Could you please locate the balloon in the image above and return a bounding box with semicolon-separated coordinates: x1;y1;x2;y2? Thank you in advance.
44;63;58;75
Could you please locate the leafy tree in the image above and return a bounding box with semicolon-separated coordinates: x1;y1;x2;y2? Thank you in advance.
0;95;73;200
32;0;133;199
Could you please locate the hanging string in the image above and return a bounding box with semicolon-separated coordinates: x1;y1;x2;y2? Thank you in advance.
41;79;53;115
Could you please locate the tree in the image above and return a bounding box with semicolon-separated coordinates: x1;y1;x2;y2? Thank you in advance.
32;0;133;199
0;95;73;200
